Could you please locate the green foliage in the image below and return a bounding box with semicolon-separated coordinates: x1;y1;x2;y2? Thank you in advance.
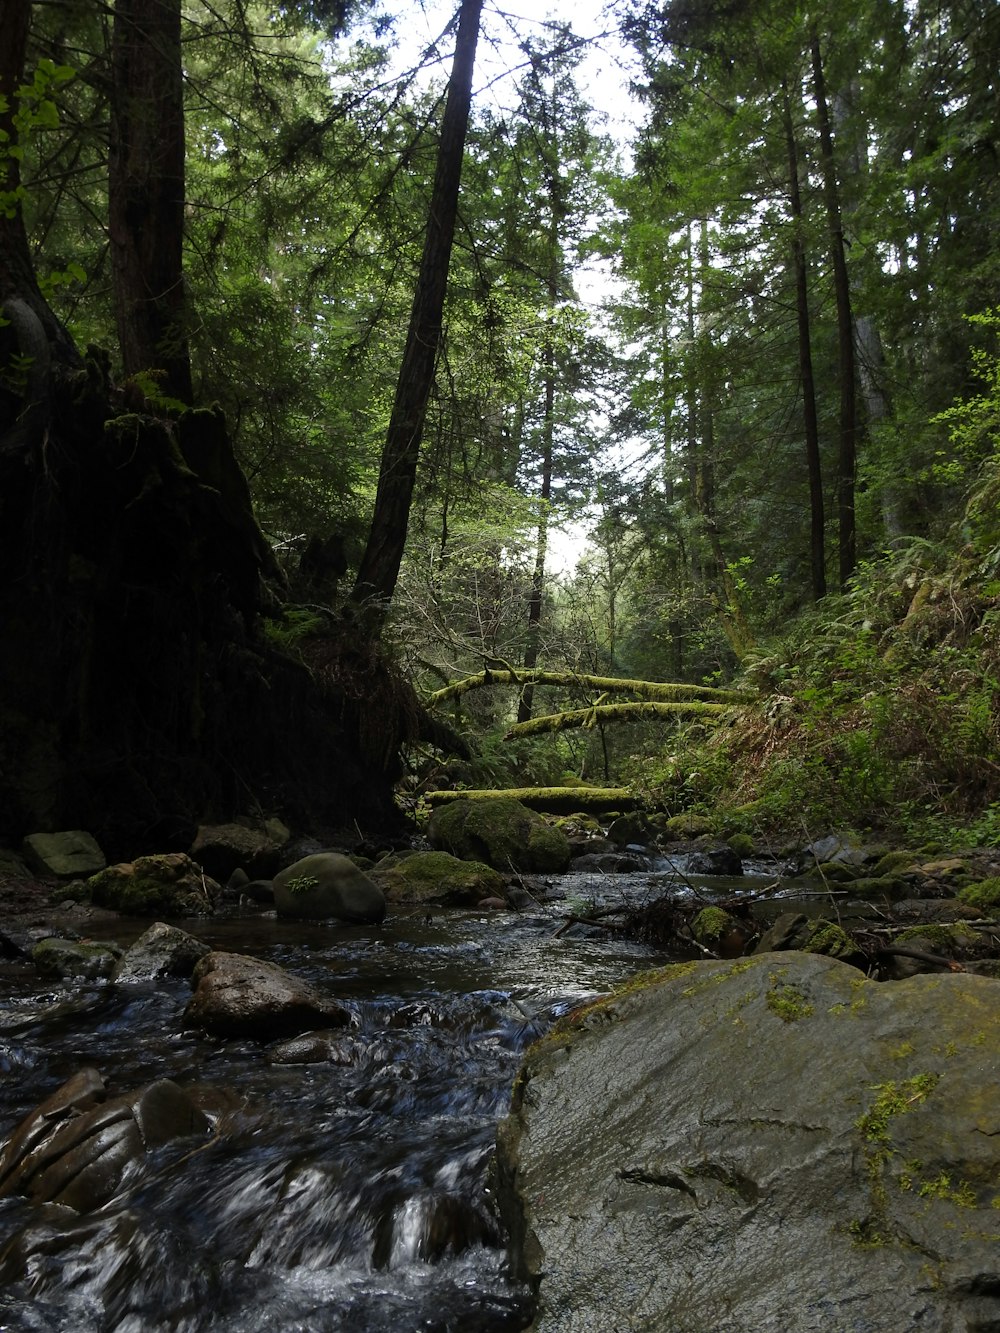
285;874;319;896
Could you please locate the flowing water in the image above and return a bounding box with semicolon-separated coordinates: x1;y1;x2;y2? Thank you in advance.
0;877;697;1333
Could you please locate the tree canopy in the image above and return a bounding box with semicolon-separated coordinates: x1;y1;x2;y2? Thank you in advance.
1;0;998;839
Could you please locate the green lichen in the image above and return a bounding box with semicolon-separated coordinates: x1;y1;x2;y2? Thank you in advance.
766;977;814;1023
889;1041;915;1060
828;976;869;1016
918;1172;977;1208
726;832;755;858
857;1073;940;1143
850;1073;940;1247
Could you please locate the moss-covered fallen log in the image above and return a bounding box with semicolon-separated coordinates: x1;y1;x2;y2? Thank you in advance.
426;669;749;708
423;787;636;813
506;700;731;739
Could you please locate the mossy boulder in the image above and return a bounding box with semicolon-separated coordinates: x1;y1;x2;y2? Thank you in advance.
21;830;105;879
606;812;656;849
871;850;919;878
959;877;1000;911
664;812;713;840
691;907;744;954
272;852;386;923
87;853;220;916
426;798;570;873
752;913;865;966
370;851;505;907
842;874;911;902
32;937;122;981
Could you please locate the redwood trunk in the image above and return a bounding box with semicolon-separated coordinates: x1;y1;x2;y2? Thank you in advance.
782;81;826;601
811;34;857;589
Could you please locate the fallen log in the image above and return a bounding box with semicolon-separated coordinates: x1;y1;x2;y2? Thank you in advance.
506;700;730;739
423;787;636;813
426;669;749;709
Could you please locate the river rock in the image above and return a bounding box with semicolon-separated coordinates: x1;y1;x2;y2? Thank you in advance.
370;850;505;906
272;852;386;922
0;1069;209;1211
21;830;105;879
427;798;570;873
188;820;287;881
87;852;220;916
31;936;122;980
112;921;210;984
496;952;1000;1332
183;950;350;1039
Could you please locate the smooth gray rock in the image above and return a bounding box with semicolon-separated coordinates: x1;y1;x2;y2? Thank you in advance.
21;831;105;878
111;921;210;984
183;950;350;1039
496;952;1000;1332
272;852;386;922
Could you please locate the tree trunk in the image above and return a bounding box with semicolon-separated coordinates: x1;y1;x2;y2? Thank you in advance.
350;0;483;631
782;80;826;601
810;33;857;589
109;0;193;404
517;220;558;723
0;0;81;449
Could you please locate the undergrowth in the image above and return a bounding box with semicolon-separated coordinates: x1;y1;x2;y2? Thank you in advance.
626;491;1000;845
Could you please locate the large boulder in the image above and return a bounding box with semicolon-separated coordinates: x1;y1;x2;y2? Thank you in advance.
272;851;386;923
21;830;105;878
183;950;350;1039
427;798;570;874
87;853;220;916
370;850;505;906
188;819;289;881
0;1069;209;1211
496;952;1000;1332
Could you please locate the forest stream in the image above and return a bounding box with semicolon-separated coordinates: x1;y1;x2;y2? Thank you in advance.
0;859;764;1333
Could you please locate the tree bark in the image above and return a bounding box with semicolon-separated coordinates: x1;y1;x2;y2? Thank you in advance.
0;0;81;448
350;0;483;631
782;80;826;601
109;0;193;403
810;33;857;589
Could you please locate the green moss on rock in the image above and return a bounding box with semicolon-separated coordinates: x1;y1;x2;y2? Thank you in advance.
665;813;714;840
88;853;218;917
427;798;570;873
959;878;1000;910
871;851;918;878
371;850;505;906
692;906;739;947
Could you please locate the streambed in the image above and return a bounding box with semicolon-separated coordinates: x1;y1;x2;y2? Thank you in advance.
0;874;715;1333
